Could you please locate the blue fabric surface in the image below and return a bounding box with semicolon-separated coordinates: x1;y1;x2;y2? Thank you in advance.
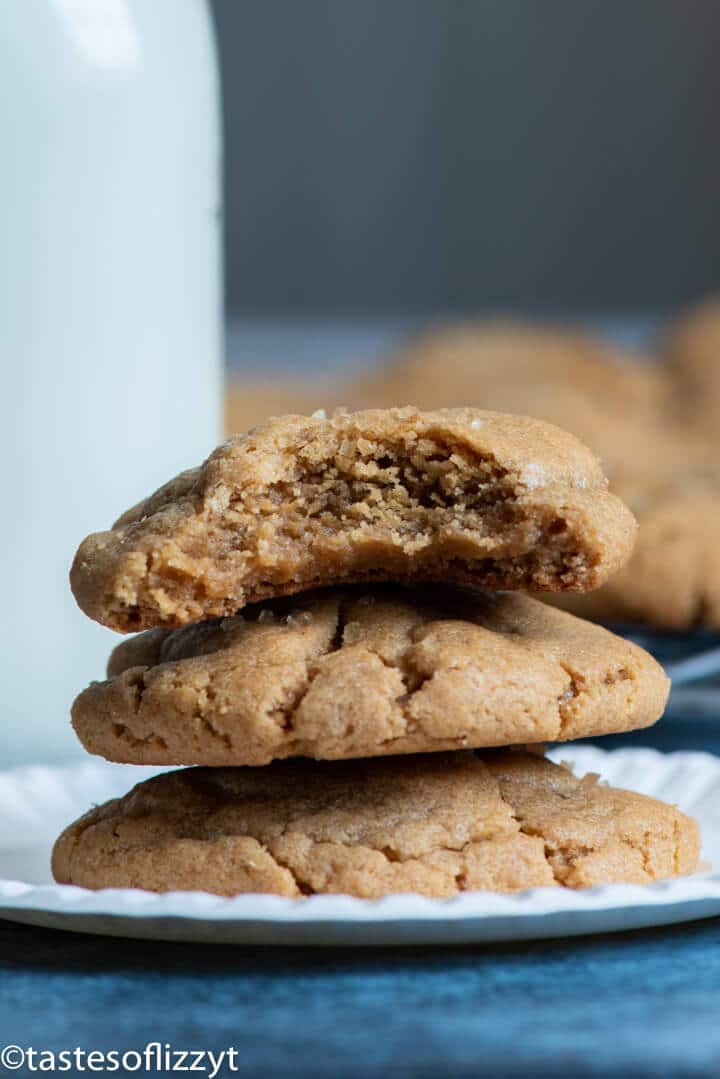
1;912;719;1077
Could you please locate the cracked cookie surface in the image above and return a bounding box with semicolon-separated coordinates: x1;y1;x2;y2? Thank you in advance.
70;407;636;632
51;750;700;897
72;587;668;767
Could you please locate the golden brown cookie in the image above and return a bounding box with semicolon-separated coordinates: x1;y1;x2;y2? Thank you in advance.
346;321;666;424
72;587;669;766
51;750;700;898
225;377;325;436
555;493;720;629
339;321;681;516
665;298;720;433
70;408;636;632
333;318;720;629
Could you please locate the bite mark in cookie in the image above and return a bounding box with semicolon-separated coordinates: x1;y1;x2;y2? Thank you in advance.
554;493;720;629
70;408;636;632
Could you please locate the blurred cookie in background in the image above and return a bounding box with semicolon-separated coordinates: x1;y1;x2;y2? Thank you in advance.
665;298;720;436
342;321;671;489
225;377;329;434
553;493;720;630
551;428;720;630
345;321;666;423
342;317;720;628
223;307;720;628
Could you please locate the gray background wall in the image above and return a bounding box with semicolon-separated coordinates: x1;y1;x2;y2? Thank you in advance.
210;0;720;317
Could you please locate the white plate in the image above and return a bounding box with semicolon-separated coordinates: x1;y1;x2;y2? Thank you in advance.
1;747;719;946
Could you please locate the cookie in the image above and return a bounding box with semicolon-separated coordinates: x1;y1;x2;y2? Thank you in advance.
51;750;700;897
555;493;720;629
334;320;720;629
346;321;666;423
73;587;668;766
665;298;720;433
225;377;325;436
341;321;675;509
70;407;636;632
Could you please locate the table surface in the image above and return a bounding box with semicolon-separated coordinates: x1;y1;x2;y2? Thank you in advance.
5;322;720;1077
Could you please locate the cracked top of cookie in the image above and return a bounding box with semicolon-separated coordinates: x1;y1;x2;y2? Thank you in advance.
70;407;637;632
51;750;699;898
72;587;668;767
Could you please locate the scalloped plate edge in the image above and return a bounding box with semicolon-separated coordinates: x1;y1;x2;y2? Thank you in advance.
1;746;718;944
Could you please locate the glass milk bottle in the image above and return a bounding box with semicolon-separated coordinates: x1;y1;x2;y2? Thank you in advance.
0;0;222;763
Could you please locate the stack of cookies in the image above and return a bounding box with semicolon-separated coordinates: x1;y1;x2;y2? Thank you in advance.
53;408;699;898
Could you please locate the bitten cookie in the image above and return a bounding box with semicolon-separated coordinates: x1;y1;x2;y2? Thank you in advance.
70;407;636;632
333;319;720;630
51;750;700;898
72;587;669;766
555;493;720;629
342;322;676;505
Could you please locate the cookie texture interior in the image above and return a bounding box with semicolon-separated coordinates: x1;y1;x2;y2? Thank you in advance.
51;751;700;898
70;408;636;632
72;588;669;767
